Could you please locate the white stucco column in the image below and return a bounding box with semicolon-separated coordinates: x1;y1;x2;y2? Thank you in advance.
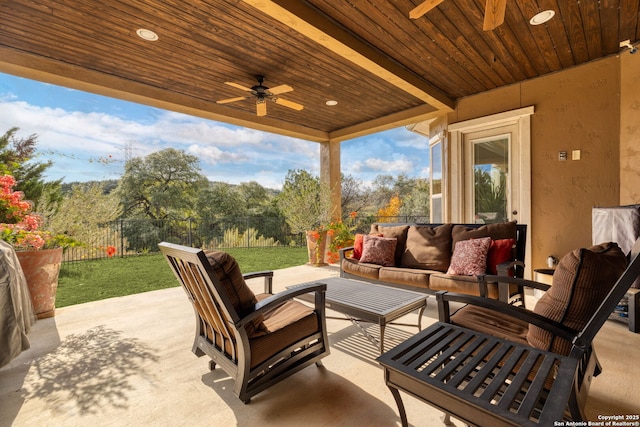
320;141;341;220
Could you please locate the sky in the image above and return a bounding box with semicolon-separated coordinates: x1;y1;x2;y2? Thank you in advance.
0;72;430;190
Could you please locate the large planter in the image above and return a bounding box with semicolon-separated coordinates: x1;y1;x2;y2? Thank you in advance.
16;247;63;319
306;230;328;266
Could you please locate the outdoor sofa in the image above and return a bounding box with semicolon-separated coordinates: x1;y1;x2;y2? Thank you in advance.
339;221;527;300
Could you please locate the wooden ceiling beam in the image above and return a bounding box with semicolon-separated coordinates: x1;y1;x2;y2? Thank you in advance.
328;103;441;142
242;0;455;113
0;47;330;143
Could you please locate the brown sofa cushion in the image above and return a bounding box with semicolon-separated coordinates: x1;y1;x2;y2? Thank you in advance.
205;251;266;337
379;266;433;289
400;224;453;272
430;273;500;298
341;257;382;280
452;221;517;252
370;224;409;265
527;242;627;355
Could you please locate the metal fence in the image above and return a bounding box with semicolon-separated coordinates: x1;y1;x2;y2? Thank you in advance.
61;214;430;263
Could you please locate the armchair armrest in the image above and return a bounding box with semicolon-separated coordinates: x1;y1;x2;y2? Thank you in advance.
476;273;551;303
496;260;525;277
237;282;327;327
243;270;274;294
436;290;578;343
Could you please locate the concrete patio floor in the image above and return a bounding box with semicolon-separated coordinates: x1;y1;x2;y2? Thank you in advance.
1;263;639;426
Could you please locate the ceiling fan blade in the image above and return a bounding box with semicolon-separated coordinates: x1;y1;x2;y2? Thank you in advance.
256;100;267;116
216;96;248;104
269;84;293;95
224;81;253;92
274;97;304;111
409;0;445;19
483;0;507;31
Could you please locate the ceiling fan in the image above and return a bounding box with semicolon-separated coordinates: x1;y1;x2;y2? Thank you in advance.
216;75;304;117
410;0;507;31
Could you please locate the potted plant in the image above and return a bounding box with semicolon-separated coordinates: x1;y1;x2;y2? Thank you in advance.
277;170;332;265
0;174;77;318
326;211;358;264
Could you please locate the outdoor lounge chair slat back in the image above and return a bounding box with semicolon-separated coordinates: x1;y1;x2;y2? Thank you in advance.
158;242;330;403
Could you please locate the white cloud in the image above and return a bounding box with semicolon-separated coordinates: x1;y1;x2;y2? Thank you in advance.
187;144;248;164
351;156;414;173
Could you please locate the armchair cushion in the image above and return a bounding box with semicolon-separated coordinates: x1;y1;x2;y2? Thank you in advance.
527;242;627;355
250;299;319;368
205;251;266;337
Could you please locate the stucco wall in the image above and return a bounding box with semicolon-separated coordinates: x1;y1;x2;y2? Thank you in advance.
449;56;622;270
620;52;640;204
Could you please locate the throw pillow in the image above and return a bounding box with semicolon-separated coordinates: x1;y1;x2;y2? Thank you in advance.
451;221;517;252
359;235;397;267
353;234;364;259
370;224;409;265
486;238;516;275
446;237;492;276
205;251;267;337
527;242;627;355
400;224;453;272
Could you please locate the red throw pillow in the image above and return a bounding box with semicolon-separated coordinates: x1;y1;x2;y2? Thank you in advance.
353;234;364;259
486;238;516;275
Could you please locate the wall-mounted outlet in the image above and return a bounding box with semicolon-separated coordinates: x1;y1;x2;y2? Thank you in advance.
572;150;581;160
559;151;567;161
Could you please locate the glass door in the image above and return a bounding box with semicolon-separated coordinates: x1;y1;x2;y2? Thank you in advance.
464;125;519;224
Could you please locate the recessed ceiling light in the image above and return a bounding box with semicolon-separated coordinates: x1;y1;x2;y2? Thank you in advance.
136;28;158;41
529;10;555;26
325;100;338;106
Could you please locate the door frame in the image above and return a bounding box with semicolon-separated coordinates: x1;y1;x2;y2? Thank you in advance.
448;106;534;277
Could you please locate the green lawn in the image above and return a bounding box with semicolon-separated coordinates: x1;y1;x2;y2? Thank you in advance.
56;247;309;308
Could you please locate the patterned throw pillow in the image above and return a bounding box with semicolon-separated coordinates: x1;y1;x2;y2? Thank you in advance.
446;237;492;276
359;235;397;266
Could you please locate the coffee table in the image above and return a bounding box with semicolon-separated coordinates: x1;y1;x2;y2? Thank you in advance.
289;277;427;354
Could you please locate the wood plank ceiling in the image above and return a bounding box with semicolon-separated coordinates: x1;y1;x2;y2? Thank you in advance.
0;0;637;143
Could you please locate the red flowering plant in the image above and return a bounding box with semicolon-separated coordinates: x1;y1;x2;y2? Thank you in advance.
325;211;358;263
0;175;77;251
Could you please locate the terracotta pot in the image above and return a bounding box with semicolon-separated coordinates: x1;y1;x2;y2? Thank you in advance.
305;230;328;266
16;247;63;319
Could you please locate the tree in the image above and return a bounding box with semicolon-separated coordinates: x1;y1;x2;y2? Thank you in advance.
196;182;248;219
0;127;62;211
117;148;207;219
276;169;331;233
400;178;430;218
340;174;370;217
237;181;271;214
43;183;122;250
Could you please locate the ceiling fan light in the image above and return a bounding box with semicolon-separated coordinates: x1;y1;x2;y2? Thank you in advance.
529;10;555;26
136;28;158;41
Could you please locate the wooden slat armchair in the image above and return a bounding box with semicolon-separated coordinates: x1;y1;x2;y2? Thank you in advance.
159;242;330;403
378;238;640;426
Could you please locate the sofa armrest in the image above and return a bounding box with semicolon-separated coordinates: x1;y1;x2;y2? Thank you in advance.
339;246;355;262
